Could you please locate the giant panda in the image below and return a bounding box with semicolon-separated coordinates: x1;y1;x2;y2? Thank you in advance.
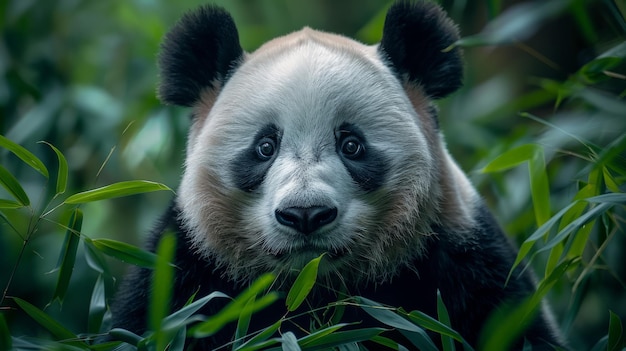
108;1;566;350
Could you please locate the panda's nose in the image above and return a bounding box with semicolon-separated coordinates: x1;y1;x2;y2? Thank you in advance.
275;206;337;235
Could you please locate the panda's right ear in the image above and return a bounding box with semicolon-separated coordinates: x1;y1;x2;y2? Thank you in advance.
158;5;243;107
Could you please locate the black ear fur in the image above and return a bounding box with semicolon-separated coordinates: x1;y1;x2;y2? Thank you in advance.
379;1;463;99
158;5;243;107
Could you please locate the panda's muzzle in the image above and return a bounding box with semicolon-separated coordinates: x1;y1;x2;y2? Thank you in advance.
275;206;337;235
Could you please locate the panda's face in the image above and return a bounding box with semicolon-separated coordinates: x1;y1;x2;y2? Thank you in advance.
179;29;440;281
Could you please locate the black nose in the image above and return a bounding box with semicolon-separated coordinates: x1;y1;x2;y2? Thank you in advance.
275;206;338;235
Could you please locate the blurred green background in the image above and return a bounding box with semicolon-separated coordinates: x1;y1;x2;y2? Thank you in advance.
1;0;625;349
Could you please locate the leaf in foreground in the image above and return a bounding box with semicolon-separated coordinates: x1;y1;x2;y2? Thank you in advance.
87;238;157;268
63;180;172;204
286;254;323;312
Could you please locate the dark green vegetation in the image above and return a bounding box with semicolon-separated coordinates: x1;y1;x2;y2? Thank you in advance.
1;0;625;350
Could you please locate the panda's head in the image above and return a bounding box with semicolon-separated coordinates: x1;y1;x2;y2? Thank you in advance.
164;1;473;282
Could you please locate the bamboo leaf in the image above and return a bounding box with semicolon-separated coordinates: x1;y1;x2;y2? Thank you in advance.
0;134;49;178
53;208;83;303
608;311;624;351
12;297;77;341
298;324;349;347
357;297;439;351
528;147;550;225
192;273;277;337
405;309;470;349
0;314;11;351
83;239;111;276
234;296;260;349
478;297;535;351
234;320;282;351
150;232;177;351
109;328;143;346
40;141;68;196
286;254;323;312
301;328;387;350
90;238;157;268
0;165;30;206
436;291;455;351
0;199;24;209
538;202;613;254
63;180;172;204
481;144;538;173
88;275;107;334
162;291;230;330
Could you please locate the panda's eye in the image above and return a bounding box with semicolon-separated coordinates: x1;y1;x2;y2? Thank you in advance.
256;139;276;160
340;136;363;159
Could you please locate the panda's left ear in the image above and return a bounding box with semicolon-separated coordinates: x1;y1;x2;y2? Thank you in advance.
379;1;463;99
158;5;243;107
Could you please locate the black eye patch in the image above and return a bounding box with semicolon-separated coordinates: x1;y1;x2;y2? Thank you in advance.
231;124;281;191
335;123;388;191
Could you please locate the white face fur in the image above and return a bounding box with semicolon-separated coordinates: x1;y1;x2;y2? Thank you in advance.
177;28;474;283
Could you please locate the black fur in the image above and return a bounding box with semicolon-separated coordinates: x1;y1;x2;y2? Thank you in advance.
108;203;563;350
379;0;463;99
231;124;282;191
158;5;243;106
335;123;388;191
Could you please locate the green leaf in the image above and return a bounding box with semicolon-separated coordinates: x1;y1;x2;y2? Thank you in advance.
0;134;49;178
478;297;535;351
88;237;157;268
507;200;579;278
83;239;111;276
234;296;257;349
586;192;626;205
538;202;613;255
0;165;30;206
234;320;282;351
369;335;407;350
0;314;11;351
608;311;624;351
405;310;471;350
598;41;626;59
150;232;177;351
481;144;538;173
301;328;387;350
109;328;143;346
63;180;172;204
578;57;622;83
286;254;323;312
481;143;550;225
169;326;187;351
162;291;230;330
40;141;68;196
0;199;24;209
357;297;439;351
192;273;278;338
298;324;349;347
88;275;107;334
12;297;78;341
528;147;550;225
53;208;83;303
436;291;455;351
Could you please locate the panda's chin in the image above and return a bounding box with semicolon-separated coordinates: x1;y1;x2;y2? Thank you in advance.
271;245;349;266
